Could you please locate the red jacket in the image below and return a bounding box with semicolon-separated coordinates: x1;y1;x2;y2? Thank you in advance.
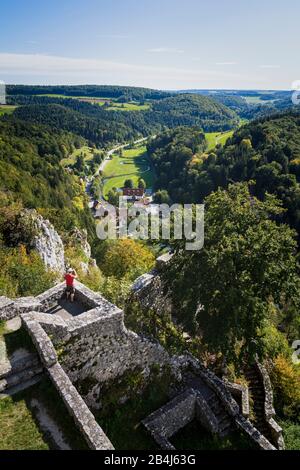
64;273;75;287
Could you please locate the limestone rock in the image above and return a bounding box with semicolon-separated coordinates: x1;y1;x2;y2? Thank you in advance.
71;228;91;259
23;210;65;274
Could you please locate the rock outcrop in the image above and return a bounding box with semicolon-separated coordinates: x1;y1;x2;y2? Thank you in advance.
70;228;91;259
23;210;65;274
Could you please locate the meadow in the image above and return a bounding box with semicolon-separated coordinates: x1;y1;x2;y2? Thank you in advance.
102;144;154;197
241;95;277;105
0;105;17;116
205;130;233;150
60;145;102;167
106;102;150;111
35;94;149;111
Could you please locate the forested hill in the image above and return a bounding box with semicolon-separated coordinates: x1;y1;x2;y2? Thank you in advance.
147;111;300;236
13;104;138;147
10;93;238;148
7;84;172;101
0;116;93;234
150;94;238;130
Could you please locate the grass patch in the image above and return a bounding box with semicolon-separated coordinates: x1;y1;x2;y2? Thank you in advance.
205;130;233;150
95;367;173;450
0;378;89;450
241;95;277;105
33;378;89;450
61;145;101;167
102;144;154;197
0;105;17;116
34;94;148;110
106;102;150;112
36;94;114;105
0;391;49;450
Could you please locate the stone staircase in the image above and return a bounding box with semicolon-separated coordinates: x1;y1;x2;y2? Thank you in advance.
0;352;44;397
206;393;233;437
176;372;234;438
244;365;274;444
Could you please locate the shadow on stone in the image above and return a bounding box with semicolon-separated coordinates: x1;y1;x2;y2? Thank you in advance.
46;298;90;319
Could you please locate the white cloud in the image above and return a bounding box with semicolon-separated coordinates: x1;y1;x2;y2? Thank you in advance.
0;52;277;89
215;62;237;66
259;64;281;69
147;47;184;54
96;34;131;39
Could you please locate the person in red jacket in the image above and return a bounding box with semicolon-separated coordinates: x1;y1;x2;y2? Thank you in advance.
64;268;77;302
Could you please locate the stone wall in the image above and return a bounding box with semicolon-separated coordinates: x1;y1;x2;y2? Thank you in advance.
55;308;169;384
13;281;170;448
183;354;276;450
143;388;219;450
32;282;171;385
1;278;283;451
254;360;285;450
0;296;42;321
21;312;114;450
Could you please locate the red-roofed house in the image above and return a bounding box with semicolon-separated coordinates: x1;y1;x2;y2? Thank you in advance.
122;187;145;200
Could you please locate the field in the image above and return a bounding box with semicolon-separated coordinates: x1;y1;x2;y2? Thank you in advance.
35;94;149;111
241;95;277;105
102;144;154;197
0;105;17;116
61;145;101;167
106;102;150;112
205;130;233;150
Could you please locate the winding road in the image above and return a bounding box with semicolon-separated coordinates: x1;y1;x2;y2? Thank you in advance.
85;136;153;206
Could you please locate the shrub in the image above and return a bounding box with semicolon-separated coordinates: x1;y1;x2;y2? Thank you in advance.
271;355;300;421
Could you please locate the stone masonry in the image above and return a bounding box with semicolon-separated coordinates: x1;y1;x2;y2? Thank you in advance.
0;273;284;451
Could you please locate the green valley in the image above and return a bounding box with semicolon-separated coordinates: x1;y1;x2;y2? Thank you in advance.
102;144;153;197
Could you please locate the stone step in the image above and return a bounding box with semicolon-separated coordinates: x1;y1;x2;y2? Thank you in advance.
249;380;261;386
219;422;233;437
0;353;40;380
218;415;232;428
0;373;44;399
210;403;225;418
0;364;43;393
254;400;265;406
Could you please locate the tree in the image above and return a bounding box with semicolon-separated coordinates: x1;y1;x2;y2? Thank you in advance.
153;189;170;204
74;154;85;172
124;179;134;189
166;182;300;365
138;178;146;190
94;153;103;165
107;188;119;206
101;239;155;280
271;356;300;420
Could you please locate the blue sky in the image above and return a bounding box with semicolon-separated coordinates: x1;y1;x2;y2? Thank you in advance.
0;0;299;89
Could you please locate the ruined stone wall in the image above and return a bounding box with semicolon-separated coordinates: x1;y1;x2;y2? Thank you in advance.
254;360;285;450
1;276;283;451
0;296;43;321
58;309;169;383
20;311;114;450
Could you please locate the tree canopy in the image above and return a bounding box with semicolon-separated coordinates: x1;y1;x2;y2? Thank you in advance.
166;183;300;365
